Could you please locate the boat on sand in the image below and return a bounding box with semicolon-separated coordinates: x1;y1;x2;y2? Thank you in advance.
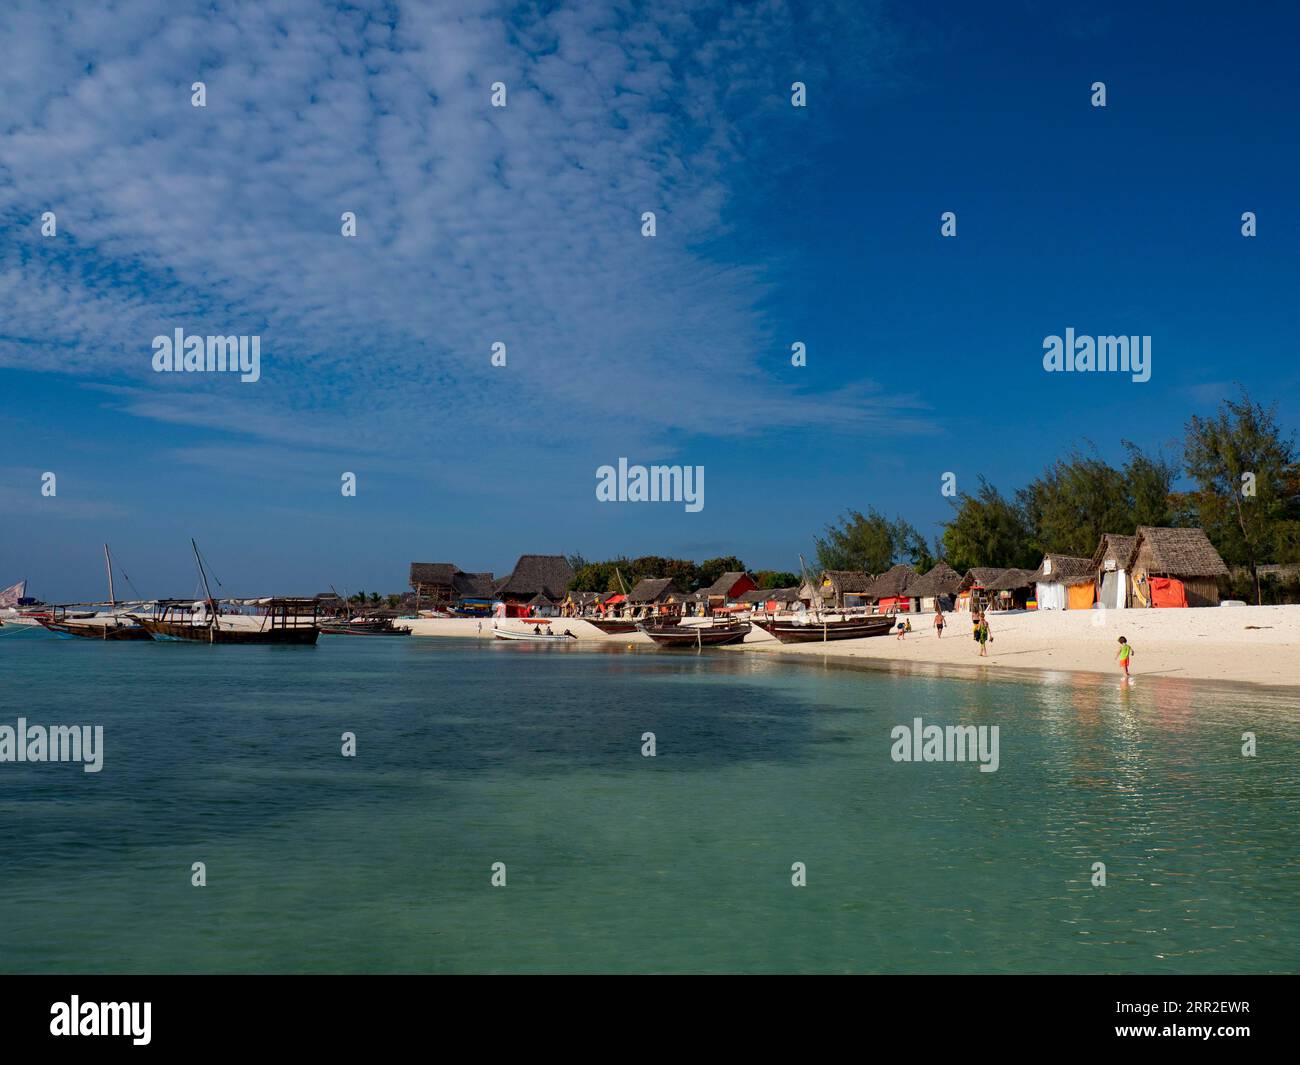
640;619;750;648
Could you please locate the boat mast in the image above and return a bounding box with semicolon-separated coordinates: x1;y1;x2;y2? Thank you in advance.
104;544;116;606
191;539;218;633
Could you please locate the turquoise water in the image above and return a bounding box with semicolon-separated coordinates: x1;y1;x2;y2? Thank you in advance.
1;635;1297;974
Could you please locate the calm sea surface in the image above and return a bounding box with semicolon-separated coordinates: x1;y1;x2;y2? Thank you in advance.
1;634;1297;974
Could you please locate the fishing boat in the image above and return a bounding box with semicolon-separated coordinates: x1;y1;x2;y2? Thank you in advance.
34;546;152;640
639;619;751;648
126;541;320;645
752;614;895;643
320;617;411;636
584;617;639;634
493;624;579;642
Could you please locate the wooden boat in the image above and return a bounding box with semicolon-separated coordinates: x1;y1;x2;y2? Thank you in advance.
128;541;320;645
32;547;152;640
321;617;411;636
753;614;895;643
39;610;152;641
493;625;578;642
584;617;639;634
640;620;750;647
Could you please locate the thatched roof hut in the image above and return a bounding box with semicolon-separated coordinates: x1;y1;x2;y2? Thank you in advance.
1030;554;1094;584
493;555;575;601
863;564;917;601
908;561;964;601
959;567;1005;593
1091;534;1137;572
629;578;681;603
811;570;873;607
985;568;1036;592
1125;527;1228;607
704;571;757;604
1031;553;1095;610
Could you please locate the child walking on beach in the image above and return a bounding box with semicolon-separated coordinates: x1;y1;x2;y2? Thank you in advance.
1115;636;1134;680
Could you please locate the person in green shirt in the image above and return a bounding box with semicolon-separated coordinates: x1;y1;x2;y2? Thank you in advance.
1115;636;1134;679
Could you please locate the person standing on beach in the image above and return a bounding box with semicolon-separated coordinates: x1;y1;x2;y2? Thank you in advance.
1115;636;1134;680
934;609;945;639
976;615;992;657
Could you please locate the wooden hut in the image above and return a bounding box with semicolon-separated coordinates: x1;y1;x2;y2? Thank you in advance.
864;564;918;612
907;561;964;612
704;571;758;610
493;555;575;617
628;578;682;617
1090;534;1137;609
1031;554;1096;610
1125;527;1228;607
810;570;873;609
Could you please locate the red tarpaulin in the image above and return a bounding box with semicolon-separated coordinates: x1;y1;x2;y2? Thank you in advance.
1149;577;1187;608
605;594;626;605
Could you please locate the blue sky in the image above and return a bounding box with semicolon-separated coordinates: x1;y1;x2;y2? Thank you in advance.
2;0;1297;601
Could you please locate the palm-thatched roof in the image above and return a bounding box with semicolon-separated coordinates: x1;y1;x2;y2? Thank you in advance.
986;567;1037;592
864;564;917;599
1030;554;1095;584
629;577;680;602
959;567;1005;592
454;572;496;598
409;562;459;587
1091;533;1137;570
1127;527;1228;577
821;570;873;594
494;554;575;599
907;561;964;598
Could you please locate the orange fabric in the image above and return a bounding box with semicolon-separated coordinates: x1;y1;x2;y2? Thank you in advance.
1149;577;1187;608
1067;583;1095;610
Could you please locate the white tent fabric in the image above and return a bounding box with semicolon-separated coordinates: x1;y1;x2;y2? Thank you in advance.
1036;582;1067;610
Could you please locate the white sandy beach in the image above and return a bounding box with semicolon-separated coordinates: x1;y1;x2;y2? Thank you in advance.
406;607;1300;688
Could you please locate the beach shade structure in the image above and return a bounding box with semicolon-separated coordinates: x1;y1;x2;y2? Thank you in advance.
907;561;964;612
1031;554;1096;610
1090;533;1138;609
863;564;918;611
1125;527;1229;608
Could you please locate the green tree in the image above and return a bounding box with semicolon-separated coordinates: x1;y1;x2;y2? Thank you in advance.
1183;389;1300;603
941;478;1037;571
755;570;800;589
697;556;747;587
814;508;923;574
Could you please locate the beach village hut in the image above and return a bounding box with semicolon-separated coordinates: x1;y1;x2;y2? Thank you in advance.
492;555;575;617
907;561;964;613
628;578;682;618
704;571;758;612
1125;527;1228;608
971;568;1036;611
806;571;872;610
740;586;801;614
1090;534;1137;609
1031;554;1096;611
864;564;918;612
958;568;1003;613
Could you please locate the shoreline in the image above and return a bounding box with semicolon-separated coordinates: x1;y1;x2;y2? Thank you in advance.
403;606;1300;690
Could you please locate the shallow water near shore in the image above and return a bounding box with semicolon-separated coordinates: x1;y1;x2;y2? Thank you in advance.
2;636;1298;974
